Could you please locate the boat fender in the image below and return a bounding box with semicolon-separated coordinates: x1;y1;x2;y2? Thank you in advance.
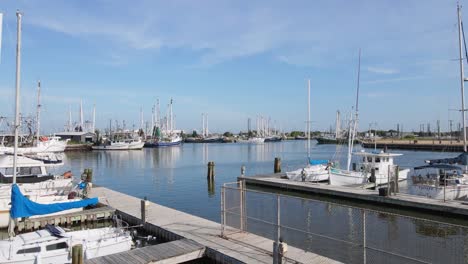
63;171;73;178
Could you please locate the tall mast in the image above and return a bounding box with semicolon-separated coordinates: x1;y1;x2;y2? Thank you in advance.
9;11;22;238
92;104;96;132
458;3;467;152
206;113;209;136
347;49;361;171
35;80;41;145
307;79;311;159
68;105;72;131
156;98;160;128
335;110;341;139
79;99;83;130
140;106;143;130
169;98;173;132
202;113;205;137
13;11;22;185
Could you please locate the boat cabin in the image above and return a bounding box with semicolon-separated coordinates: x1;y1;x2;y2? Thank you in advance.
354;150;402;176
412;164;465;186
0;155;52;183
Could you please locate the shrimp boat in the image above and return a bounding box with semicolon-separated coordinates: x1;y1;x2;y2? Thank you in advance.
0;136;69;155
92;137;144;150
329;150;410;186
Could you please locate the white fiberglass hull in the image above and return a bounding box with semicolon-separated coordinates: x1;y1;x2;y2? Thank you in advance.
408;185;468;200
0;227;133;263
329;168;409;186
286;165;329;182
0;141;68;154
248;137;265;144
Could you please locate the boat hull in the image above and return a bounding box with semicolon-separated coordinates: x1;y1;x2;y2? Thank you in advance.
329;168;409;186
286;165;329;182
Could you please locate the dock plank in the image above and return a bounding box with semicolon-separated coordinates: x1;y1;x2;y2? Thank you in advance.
86;239;205;264
90;186;340;264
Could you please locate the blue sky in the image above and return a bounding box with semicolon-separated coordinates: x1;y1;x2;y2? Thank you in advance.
0;0;465;134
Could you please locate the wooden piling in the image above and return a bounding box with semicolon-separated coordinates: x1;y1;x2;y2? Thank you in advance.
72;244;83;264
395;166;399;193
274;157;281;173
141;197;148;224
207;161;215;178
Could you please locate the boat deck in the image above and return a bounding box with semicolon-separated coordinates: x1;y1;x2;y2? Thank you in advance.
90;186;341;264
240;174;468;217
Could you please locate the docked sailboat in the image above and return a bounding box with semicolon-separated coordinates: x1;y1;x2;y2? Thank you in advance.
286;79;329;182
407;4;468;200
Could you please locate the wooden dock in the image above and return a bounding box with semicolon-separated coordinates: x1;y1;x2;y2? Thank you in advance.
17;205;115;232
240;174;468;217
86;239;205;264
90;187;341;264
361;139;463;152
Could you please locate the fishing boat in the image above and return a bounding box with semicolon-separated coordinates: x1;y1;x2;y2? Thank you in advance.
286;80;329;182
145;99;183;147
329;150;410;186
0;136;69;154
92;137;144;150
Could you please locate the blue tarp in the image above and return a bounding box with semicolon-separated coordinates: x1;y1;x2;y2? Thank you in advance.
309;159;328;165
10;184;98;218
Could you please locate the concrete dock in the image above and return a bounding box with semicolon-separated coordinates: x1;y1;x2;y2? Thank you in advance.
90;186;341;264
239;174;468;217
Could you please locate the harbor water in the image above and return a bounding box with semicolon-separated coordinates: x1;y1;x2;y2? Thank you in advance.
62;140;467;263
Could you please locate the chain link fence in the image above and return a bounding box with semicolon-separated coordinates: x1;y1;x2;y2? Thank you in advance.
221;182;468;264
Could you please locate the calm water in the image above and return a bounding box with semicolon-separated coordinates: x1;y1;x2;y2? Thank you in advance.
62;140;458;223
61;140;468;263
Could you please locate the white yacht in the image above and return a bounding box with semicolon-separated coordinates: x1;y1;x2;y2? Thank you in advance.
329;151;410;186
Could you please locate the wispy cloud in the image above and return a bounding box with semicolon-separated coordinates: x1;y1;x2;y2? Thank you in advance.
367;67;399;74
363;75;427;84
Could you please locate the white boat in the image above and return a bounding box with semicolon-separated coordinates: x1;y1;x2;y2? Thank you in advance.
409;164;468;200
0;224;132;263
329;151;410;186
286;163;330;182
286;79;329;182
92;137;144;150
0;136;69;154
247;137;265;144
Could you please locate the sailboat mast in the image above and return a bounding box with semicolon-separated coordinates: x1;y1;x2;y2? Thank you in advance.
347;49;361;171
335;110;341;139
35;80;41;146
13;11;22;185
458;4;467;152
307;79;311;159
92;104;96;132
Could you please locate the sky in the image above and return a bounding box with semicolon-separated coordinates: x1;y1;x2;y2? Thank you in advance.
0;0;465;134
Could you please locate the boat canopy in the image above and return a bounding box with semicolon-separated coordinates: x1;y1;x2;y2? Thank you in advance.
309;159;328;165
425;152;468;166
10;184;98;218
414;164;462;171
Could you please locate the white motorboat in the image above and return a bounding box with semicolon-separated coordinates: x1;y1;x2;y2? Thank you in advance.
0;224;133;264
247;137;265;144
329;151;410;186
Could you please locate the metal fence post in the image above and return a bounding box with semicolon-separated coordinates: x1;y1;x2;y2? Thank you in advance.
273;194;281;264
221;185;225;237
362;209;366;264
240;181;244;231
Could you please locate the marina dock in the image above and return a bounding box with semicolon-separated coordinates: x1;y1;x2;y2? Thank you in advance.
89;186;341;264
361;139;464;152
239;173;468;217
